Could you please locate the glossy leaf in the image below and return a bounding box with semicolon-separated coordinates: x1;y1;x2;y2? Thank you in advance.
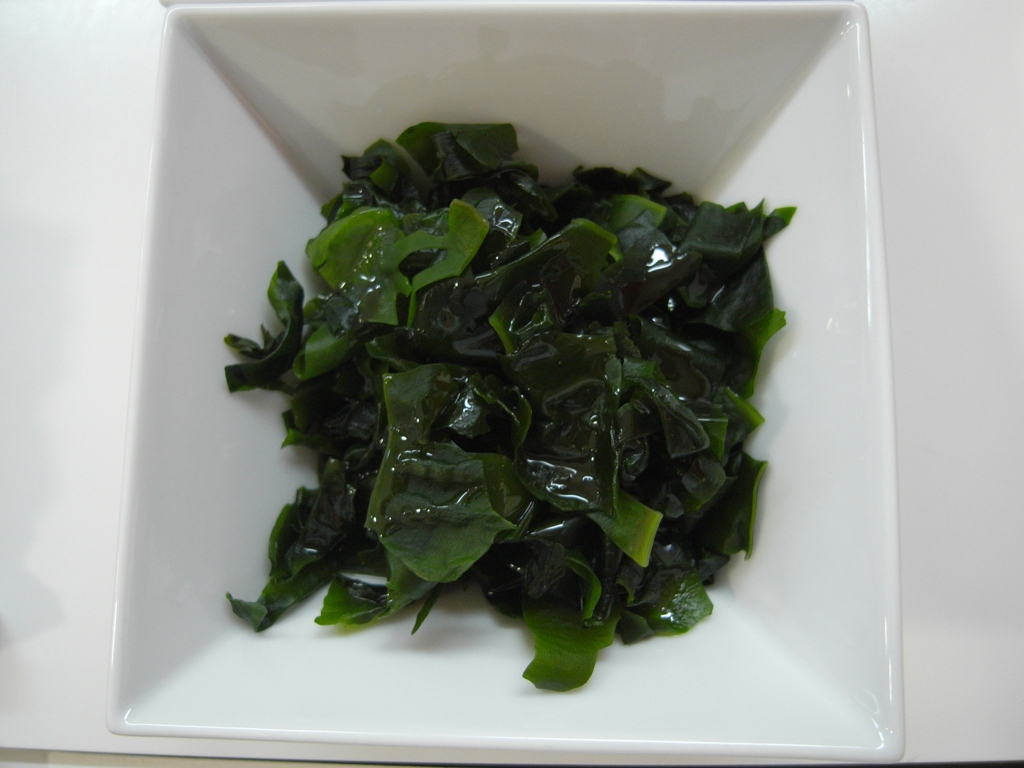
368;368;519;582
342;138;419;203
633;568;713;634
476;218;616;306
635;378;710;459
503;332;618;512
462;187;522;240
379;363;461;443
632;317;710;401
488;284;558;353
406;199;489;318
698;253;774;332
369;443;517;582
407;274;505;365
307;208;403;298
411;201;488;287
594;239;701;319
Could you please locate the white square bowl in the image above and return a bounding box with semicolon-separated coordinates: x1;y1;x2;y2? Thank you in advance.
108;1;902;763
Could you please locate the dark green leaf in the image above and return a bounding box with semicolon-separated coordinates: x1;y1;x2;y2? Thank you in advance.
225;262;304;392
469;373;533;448
384;551;437;614
308;208;398;290
472;543;528;618
617;609;655;644
367;365;519;581
449;124;519;170
224;327;273;359
762;206;796;240
629;168;672;196
718;387;765;453
266;488;316;579
700;416;728;459
635;378;710;459
573;166;645;197
395;122;447;175
439;379;491;437
735;307;786;398
488;284;558;353
678;201;765;280
407;274;505;365
631;317;710;400
315;576;387;626
305;207;409;326
407;199;489;317
281;458;358;576
477;218;616;306
633;568;712;633
227;555;337;632
503;332;618;512
412;585;443;634
462;187;522;240
693;452;767;557
342;138;419;203
369;443;516;582
698;253;774;332
598;236;700;317
379;363;461;443
397;122;518;180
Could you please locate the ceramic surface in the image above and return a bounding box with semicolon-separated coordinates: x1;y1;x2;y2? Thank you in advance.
107;2;901;761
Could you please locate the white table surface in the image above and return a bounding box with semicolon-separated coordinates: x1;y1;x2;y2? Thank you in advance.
1;0;1022;764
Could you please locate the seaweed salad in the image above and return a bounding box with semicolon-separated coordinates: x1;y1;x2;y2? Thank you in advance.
223;122;793;691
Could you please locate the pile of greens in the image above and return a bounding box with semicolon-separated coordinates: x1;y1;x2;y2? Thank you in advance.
224;122;792;691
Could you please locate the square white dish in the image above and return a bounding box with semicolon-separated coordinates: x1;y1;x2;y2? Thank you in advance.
108;1;902;763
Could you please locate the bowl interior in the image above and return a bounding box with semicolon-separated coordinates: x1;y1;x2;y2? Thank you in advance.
109;2;901;762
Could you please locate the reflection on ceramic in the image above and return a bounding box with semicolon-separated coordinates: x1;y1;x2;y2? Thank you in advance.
108;2;901;762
